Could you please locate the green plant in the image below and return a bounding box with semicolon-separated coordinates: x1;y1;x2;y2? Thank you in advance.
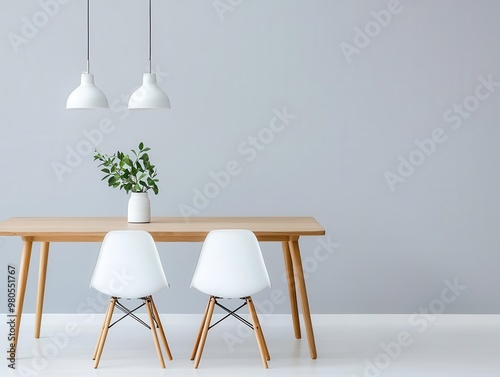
94;142;159;195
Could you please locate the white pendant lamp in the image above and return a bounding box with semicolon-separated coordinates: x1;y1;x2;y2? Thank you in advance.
67;0;108;109
128;0;171;109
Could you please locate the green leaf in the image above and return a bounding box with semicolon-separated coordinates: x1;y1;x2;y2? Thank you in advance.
124;156;133;167
95;142;159;195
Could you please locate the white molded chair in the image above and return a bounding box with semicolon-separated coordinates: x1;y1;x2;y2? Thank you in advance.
190;229;271;368
90;230;172;368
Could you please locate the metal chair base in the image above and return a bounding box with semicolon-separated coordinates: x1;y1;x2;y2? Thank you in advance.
93;295;172;368
191;295;270;368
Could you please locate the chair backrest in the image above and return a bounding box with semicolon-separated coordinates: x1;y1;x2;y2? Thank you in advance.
90;230;169;299
191;229;271;298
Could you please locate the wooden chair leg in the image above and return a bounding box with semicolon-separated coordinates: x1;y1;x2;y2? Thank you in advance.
249;300;270;361
247;297;269;368
194;296;216;369
257;322;270;361
190;297;211;360
146;297;166;368
246;297;270;361
150;297;173;360
92;297;114;360
261;329;270;361
94;297;116;368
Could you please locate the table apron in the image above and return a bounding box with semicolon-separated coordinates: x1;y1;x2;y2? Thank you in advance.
21;235;300;243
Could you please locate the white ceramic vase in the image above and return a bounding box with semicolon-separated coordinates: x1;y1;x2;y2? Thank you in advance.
128;192;151;223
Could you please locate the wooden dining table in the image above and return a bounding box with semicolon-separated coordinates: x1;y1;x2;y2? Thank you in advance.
0;216;325;359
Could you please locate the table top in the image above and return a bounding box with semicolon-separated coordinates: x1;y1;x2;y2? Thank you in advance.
0;217;325;242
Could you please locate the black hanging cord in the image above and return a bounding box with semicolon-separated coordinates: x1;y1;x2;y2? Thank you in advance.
148;0;152;73
86;0;90;73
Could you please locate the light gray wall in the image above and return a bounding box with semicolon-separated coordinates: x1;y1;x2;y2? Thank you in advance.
1;0;500;314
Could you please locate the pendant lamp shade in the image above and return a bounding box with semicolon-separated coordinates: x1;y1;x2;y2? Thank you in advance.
129;73;171;109
67;73;109;109
128;0;170;109
66;0;108;109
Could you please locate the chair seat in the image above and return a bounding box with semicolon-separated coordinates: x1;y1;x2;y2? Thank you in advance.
90;230;169;299
190;229;271;368
90;230;172;368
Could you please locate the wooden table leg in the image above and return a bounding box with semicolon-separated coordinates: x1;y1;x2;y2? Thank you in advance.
282;241;301;339
35;242;50;338
14;239;33;355
289;239;317;359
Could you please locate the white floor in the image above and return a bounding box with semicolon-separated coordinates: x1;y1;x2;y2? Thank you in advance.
3;313;500;377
